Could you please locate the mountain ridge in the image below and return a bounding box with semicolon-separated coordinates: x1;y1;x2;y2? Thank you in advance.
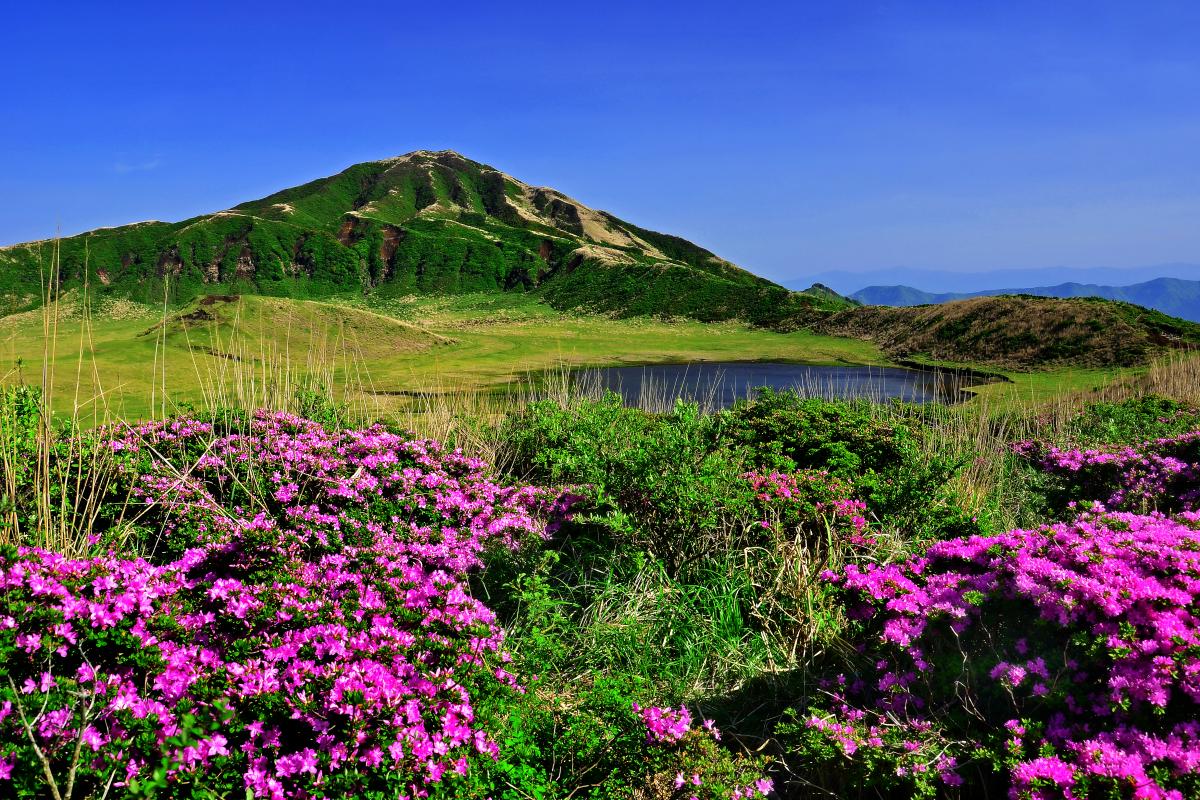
784;264;1200;296
850;277;1200;322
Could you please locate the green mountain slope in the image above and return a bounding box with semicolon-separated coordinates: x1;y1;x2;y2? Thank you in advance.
0;150;851;323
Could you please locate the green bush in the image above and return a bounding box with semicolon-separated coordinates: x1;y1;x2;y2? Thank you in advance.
0;386;42;535
489;391;968;723
500;394;759;575
1063;395;1200;445
456;676;771;800
717;389;977;540
501;390;977;564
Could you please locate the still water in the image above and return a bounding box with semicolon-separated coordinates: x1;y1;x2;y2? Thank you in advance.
575;362;987;409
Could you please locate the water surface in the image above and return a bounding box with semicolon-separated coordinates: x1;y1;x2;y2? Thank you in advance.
575;362;986;409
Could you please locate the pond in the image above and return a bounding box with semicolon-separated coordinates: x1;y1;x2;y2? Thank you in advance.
573;362;991;410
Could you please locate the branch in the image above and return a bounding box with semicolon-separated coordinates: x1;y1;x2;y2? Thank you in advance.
6;676;64;800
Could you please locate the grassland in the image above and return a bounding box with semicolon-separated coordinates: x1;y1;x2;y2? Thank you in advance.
0;292;885;421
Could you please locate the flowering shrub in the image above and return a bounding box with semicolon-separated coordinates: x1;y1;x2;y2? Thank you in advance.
801;506;1200;799
1015;429;1200;514
720;389;980;541
0;411;573;798
745;470;872;545
634;704;774;800
635;703;694;744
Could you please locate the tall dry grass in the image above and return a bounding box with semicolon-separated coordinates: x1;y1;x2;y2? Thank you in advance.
0;245;390;554
0;241;134;553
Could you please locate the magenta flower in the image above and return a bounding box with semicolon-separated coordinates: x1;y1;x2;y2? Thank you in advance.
0;411;578;796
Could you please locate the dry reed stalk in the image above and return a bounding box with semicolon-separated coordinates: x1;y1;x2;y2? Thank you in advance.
0;238;135;554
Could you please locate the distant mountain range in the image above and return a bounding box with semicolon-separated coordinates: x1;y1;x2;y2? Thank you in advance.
784;264;1200;297
0;150;849;324
847;277;1200;322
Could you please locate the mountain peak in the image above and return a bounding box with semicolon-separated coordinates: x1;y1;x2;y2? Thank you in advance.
379;148;473;162
0;153;849;325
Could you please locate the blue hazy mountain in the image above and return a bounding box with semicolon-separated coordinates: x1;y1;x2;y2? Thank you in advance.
784;264;1200;297
845;277;1200;322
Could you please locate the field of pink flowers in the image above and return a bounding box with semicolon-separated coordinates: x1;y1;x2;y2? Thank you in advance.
1;392;1199;799
797;421;1200;799
0;410;771;798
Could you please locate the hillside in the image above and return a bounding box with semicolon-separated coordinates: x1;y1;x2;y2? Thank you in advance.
142;294;451;361
807;295;1200;368
796;281;860;307
851;277;1200;322
0;150;850;324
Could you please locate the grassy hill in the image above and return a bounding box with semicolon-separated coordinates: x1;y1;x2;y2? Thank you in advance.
807;295;1200;368
142;294;450;362
0;150;851;325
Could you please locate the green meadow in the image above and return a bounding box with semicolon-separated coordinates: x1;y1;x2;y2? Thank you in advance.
1;292;888;421
1;288;1150;426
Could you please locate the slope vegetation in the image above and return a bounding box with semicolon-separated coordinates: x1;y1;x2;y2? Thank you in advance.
141;294;449;362
808;295;1200;368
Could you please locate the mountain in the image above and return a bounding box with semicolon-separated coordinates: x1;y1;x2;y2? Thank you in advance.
0;150;851;324
807;295;1200;369
797;282;861;307
851;285;953;307
3;151;1195;371
850;277;1200;322
784;264;1200;297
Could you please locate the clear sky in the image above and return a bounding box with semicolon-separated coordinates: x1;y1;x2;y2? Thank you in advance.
2;0;1199;283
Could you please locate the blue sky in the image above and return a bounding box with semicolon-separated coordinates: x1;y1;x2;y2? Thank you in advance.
2;0;1198;283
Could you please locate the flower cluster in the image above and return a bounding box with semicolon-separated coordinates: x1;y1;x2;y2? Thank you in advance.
1014;429;1200;513
744;470;872;543
813;505;1200;799
804;707;961;788
635;704;774;799
635;702;693;744
0;411;574;798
